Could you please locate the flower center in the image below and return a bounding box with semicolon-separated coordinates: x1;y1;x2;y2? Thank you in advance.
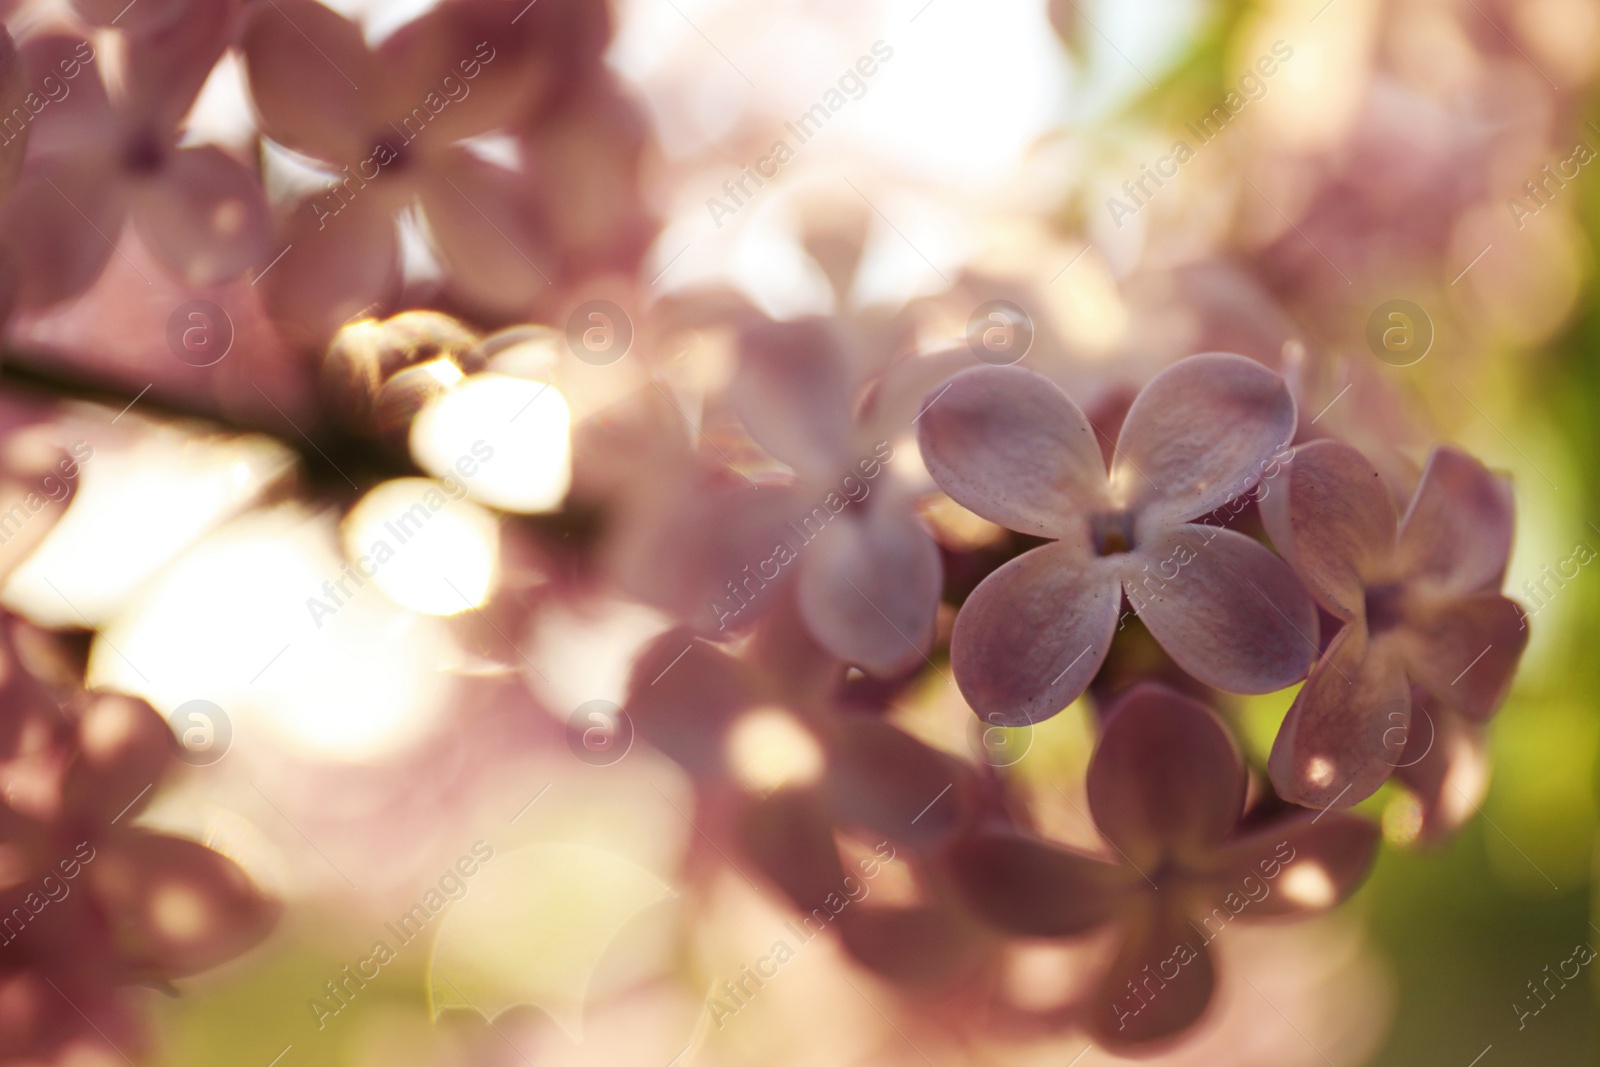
1091;511;1137;556
122;129;167;175
1363;582;1407;634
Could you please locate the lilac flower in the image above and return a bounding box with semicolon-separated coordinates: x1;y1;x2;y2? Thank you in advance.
1;23;269;308
916;352;1317;725
240;0;550;341
1261;440;1528;808
949;684;1378;1047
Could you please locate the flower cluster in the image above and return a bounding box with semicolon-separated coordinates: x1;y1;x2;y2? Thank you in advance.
0;0;1565;1063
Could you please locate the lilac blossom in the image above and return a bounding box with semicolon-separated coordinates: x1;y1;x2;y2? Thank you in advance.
1261;439;1528;809
917;352;1318;725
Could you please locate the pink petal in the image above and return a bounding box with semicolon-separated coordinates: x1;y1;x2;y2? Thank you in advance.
729;317;856;479
1130;524;1319;694
419;155;552;316
241;0;373;163
1087;684;1247;869
1208;814;1380;916
796;500;941;677
951;539;1121;726
946;830;1130;936
63;695;171;821
736;787;846;915
1260;438;1396;620
1395;446;1515;594
129;146;270;286
376;0;552;141
259;195;400;347
837;904;989;991
916;365;1108;538
624;631;755;778
16;35;118;162
1086;901;1216;1048
1269;625;1411;809
0;161;124;309
88;832;278;977
1391;705;1489;841
0;28;26;202
1398;591;1527;722
826;716;973;848
1114;352;1297;526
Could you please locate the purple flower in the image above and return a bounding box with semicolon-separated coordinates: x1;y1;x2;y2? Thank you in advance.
949;684;1378;1047
1261;439;1528;808
917;352;1317;726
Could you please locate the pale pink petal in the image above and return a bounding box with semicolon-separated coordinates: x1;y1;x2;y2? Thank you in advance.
260;194;400;347
241;0;373;162
951;538;1121;726
1269;625;1411;809
1398;591;1527;722
128;146;270;285
796;500;941;677
729;316;856;479
1086;901;1216;1048
1260;438;1396;620
419;154;552;317
1395;446;1515;594
1114;352;1297;525
916;364;1108;537
1208;814;1380;916
1087;684;1246;869
1130;524;1318;694
946;831;1131;936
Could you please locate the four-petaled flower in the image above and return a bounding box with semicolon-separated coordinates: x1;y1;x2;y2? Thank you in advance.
949;684;1379;1047
1261;440;1528;808
917;353;1318;725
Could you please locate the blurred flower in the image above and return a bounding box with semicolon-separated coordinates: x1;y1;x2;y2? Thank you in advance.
948;684;1378;1048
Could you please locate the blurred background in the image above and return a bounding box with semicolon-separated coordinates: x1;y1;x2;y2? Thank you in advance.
0;0;1594;1064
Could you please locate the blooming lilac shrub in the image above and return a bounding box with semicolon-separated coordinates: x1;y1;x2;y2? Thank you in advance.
0;0;1565;1063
